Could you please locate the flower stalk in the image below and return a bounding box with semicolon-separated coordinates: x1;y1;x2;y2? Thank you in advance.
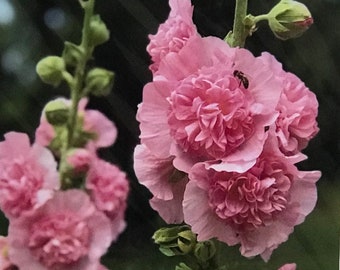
60;0;96;189
227;0;249;48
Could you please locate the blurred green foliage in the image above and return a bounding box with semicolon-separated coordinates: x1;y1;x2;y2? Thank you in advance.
0;0;339;269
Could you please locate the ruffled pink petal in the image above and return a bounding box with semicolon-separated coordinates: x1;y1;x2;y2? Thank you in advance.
84;110;117;148
137;81;175;158
150;176;188;224
183;181;239;245
134;144;176;200
8;190;112;270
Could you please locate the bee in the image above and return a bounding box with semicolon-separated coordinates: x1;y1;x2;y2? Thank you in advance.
233;70;249;89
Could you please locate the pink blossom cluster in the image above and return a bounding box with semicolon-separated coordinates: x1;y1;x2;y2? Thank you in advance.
0;99;129;269
134;0;320;262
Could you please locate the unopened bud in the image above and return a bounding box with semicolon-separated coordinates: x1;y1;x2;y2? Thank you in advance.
44;99;69;126
66;148;92;174
268;0;313;40
153;226;197;256
36;56;65;86
194;240;216;262
89;15;110;47
85;68;114;96
62;41;84;67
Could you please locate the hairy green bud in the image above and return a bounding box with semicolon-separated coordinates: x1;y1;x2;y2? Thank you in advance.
89;15;110;47
268;0;313;40
36;56;65;86
85;68;114;96
62;41;84;67
153;226;197;256
44;99;69;126
194;240;216;262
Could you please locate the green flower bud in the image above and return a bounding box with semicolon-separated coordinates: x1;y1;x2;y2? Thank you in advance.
85;68;114;96
62;41;84;67
175;263;192;270
194;240;216;262
153;226;197;256
268;0;313;40
89;15;110;47
44;99;70;126
36;56;65;86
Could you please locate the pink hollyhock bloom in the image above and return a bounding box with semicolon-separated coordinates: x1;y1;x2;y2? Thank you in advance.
260;53;319;154
183;132;321;261
276;73;319;154
35;98;117;149
278;263;297;270
86;159;129;239
8;190;112;270
0;236;17;270
67;148;93;174
147;0;198;73
134;144;188;223
0;132;59;219
138;36;282;173
97;264;109;270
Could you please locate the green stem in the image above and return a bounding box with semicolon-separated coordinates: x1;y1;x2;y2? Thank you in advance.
230;0;248;48
60;0;95;189
68;0;95;146
254;14;269;24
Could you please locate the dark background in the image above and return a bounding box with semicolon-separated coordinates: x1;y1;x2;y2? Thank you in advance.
0;0;339;269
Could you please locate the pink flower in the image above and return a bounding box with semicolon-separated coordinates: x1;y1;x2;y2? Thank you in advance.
278;263;297;270
147;0;198;73
134;144;188;223
0;236;16;270
67;148;94;174
183;133;321;260
276;74;319;154
35;98;117;150
86;159;129;239
8;190;112;270
138;36;282;173
0;132;59;219
96;264;109;270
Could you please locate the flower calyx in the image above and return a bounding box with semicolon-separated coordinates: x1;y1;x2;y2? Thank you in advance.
62;41;85;67
44;99;70;126
267;0;313;40
85;67;115;96
89;15;110;47
36;56;66;87
153;225;197;257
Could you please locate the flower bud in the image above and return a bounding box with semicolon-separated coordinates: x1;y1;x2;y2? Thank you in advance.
44;99;70;126
85;68;115;96
153;226;197;256
62;41;84;67
194;240;216;262
36;56;65;86
89;15;110;47
66;148;92;175
268;0;313;40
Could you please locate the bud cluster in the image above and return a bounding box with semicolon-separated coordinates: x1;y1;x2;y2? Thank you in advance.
153;226;218;270
36;12;113;97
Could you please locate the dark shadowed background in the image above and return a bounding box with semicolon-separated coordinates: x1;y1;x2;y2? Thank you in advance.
0;0;339;269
